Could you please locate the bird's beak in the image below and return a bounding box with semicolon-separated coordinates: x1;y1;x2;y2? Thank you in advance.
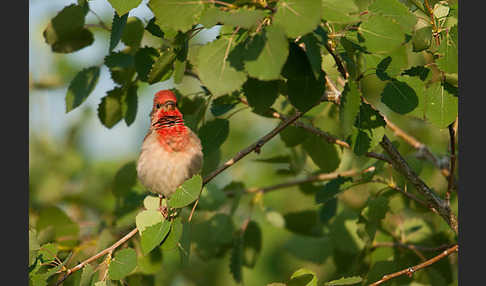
165;101;176;111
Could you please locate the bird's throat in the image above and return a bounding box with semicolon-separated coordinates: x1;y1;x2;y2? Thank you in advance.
154;118;189;152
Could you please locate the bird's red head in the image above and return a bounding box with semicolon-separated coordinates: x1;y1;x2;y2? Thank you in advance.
150;90;185;132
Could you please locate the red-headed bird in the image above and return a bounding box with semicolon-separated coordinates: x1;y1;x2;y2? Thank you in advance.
137;90;203;197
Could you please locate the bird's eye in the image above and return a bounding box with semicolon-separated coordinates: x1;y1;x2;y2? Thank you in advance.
156;103;161;109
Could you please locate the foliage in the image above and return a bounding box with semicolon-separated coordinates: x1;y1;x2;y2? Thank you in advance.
30;0;458;285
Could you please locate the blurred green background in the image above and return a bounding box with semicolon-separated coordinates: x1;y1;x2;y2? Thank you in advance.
29;1;457;285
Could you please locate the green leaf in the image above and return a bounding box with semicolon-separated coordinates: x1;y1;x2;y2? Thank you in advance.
321;0;360;24
354;102;386;130
350;128;371;156
279;125;310;147
108;248;137;280
113;161;137;196
339;82;361;138
210;93;240;116
98;88;124;128
94;281;107;286
273;0;321;38
436;25;458;74
135;47;160;82
149;0;203;32
43;4;94;53
109;12;128;51
315;177;352;204
412;26;432;52
243;221;262;268
284;210;322;237
244;25;289;81
79;264;95;286
424;82;458;128
329;210;365;254
147;49;176;84
266;211;285;228
65;66;100;113
137;247;163;275
168;175;203;208
359;15;406;53
282;43;325;112
36;206;79;245
289;268;318;286
140;220;171;254
122;84;138;125
198;119;230;156
195;37;248;96
200;7;267;29
301;33;322;79
318;198;337;223
230;234;244;284
193;213;235;258
303;133;341;173
105;51;136;85
143;195;160;210
324;276;363;285
38;243;59;262
135;210;164;233
107;0;142;16
121;17;145;47
368;0;417;32
243;78;281;113
372;45;409;80
381;79;418;114
161;217;183;250
145;17;164;38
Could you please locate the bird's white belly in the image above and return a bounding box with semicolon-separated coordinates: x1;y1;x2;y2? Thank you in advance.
136;131;203;197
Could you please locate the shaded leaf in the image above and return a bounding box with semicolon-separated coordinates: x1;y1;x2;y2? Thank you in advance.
108;248;137;280
316;177;352;204
147;49;176;84
303;133;341;173
145;17;164;38
280;125;310;147
210;93;240;116
198;119;230;156
230;234;243;284
168;175;203;208
135;47;160;82
243;78;281;113
301;33;322;79
65;66;100;113
273;0;321;38
113;161;137;196
350;128;371;156
98;88;124;128
319;198;338;223
109;12;128;51
121;17;144;47
381;79;418;114
243;221;262;268
140;220;171;254
354;102;386;130
284;210;322;237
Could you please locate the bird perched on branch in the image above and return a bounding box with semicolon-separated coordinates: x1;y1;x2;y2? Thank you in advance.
137;90;203;198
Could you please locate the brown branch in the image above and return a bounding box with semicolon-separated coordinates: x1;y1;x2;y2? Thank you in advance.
244;166;375;194
380;135;458;234
446;122;457;204
368;244;458;286
324;41;349;80
369;178;431;211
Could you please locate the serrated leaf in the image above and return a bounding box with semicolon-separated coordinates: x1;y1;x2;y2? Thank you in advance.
210;93;240;116
350;128;371;156
289;268;318;286
230;234;243;284
122;84;138;125
273;0;321;38
360;15;406;53
109;12;128;51
244;25;289;81
282;43;325;112
436;25;458;74
243;78;281;113
105;50;136;84
381;79;418;114
243;221;262;268
65;66;100;112
147;49;176;84
136;210;164;233
196;37;247;96
107;0;142;16
143;195;160;210
198;118;230;156
121;17;144;47
168;175;202;208
98;88;123;128
368;0;417;32
145;17;164;38
140;220;171;254
303;133;341;173
339;82;361;137
354;102;386;129
149;0;203;32
161;217;183;250
135;47;160;82
113;161;137;196
321;0;360;24
324;276;362;285
108;248;137;280
43;4;94;53
315;177;352;204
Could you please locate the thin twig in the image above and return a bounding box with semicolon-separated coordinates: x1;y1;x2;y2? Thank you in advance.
368;244;458;286
380;135;458;234
447;122;456;205
324;41;349;80
369;178;431;211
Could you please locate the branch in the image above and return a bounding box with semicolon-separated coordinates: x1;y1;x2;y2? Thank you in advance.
368;244;458;286
243;166;375;194
446;122;457;205
379;135;458;234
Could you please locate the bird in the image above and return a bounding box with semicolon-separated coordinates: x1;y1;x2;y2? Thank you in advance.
136;90;203;199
